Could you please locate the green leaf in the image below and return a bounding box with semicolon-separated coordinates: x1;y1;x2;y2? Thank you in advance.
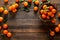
33;0;37;2
19;0;24;2
40;2;43;5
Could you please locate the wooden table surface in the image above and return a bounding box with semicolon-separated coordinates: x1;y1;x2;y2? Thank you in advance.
0;0;60;40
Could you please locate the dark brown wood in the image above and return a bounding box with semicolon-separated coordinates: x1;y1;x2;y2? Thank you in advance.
0;0;60;40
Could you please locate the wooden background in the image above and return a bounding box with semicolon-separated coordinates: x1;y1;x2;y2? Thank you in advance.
0;0;60;40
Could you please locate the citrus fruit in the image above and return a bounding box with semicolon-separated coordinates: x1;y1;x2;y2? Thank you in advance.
34;0;39;5
3;10;8;15
3;24;8;29
23;2;28;7
7;32;12;38
34;6;38;11
3;30;8;35
43;5;47;9
0;17;3;22
0;7;4;12
50;31;55;36
55;27;59;32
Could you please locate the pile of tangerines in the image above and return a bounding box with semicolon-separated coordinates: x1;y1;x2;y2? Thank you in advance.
0;7;12;38
39;4;56;20
3;0;60;37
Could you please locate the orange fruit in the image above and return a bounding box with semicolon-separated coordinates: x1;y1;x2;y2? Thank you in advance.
49;6;53;10
3;30;8;35
51;19;56;23
3;10;8;15
58;13;60;18
34;0;39;5
14;3;19;8
47;16;50;20
42;14;46;19
28;0;32;3
9;6;12;11
55;27;59;32
40;9;44;14
12;5;16;10
48;12;52;16
12;9;17;13
43;10;47;15
0;26;2;30
3;24;8;29
51;14;54;18
43;5;47;9
34;6;38;11
0;17;3;22
0;7;4;12
23;2;28;7
16;0;19;3
50;31;55;36
4;0;8;3
7;32;12;38
58;24;60;28
52;9;56;14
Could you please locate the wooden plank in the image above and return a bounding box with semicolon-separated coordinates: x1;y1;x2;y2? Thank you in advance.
9;29;47;33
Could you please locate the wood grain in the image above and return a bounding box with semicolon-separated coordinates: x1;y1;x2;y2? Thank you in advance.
0;0;60;40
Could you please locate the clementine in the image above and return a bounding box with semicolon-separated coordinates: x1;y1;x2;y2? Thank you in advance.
55;27;59;32
0;17;3;22
3;10;8;15
7;32;12;38
34;6;38;11
3;24;8;29
3;30;8;35
50;31;55;36
0;7;4;12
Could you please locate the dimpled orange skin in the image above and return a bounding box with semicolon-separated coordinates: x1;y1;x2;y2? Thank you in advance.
0;7;4;12
4;0;8;3
0;17;3;22
55;27;59;32
34;6;38;11
3;10;8;15
23;2;28;7
3;30;8;35
42;14;46;19
3;24;8;29
50;31;55;36
7;32;12;38
34;0;39;5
